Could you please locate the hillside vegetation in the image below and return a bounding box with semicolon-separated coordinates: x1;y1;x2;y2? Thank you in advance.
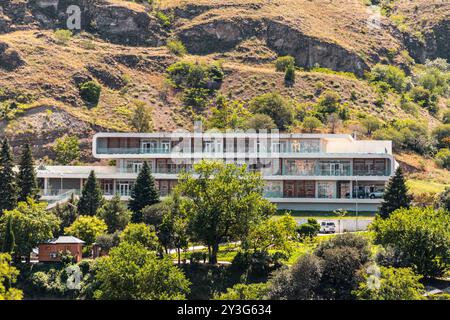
0;0;449;191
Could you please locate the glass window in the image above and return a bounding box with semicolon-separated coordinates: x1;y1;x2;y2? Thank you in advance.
318;181;335;198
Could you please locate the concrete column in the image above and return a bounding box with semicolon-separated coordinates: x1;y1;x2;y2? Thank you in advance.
44;178;48;195
350;180;353;199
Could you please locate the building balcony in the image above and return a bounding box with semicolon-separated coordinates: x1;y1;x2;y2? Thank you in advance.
97;147;171;155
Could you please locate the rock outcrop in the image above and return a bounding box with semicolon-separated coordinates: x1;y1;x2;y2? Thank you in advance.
177;16;369;76
1;0;168;45
0;41;25;70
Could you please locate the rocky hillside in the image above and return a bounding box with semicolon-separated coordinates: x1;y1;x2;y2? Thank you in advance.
0;0;449;167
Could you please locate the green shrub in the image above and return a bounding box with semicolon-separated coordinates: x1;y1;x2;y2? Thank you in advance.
368;64;407;93
302;116;322;133
244;113;276;130
284;64;295;85
53;135;80;165
370;207;450;278
354;266;425;300
373;119;433;154
435;148;450;169
54;29;73;45
443;109;450;124
409;86;439;114
214;283;268;300
166;39;186;56
79;81;101;106
155;10;171;27
297;218;320;238
249;93;294;130
274;56;295;72
166;61;223;90
432;124;450;149
182;88;210;110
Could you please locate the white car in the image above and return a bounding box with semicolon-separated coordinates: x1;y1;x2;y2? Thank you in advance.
320;221;336;234
369;191;384;199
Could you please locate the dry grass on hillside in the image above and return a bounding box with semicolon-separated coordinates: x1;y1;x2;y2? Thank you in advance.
162;0;406;65
0;30;186;135
396;152;450;188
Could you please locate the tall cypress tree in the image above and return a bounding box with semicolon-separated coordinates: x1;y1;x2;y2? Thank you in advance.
379;167;412;219
129;161;159;222
2;215;15;254
17;143;39;202
0;138;17;213
77;170;103;216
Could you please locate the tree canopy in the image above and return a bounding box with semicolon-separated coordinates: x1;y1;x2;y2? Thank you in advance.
370;207;450;278
0;138;17;213
129;161;159;222
17;143;39;202
379;167;412;219
77;171;103;216
177;160;275;264
0;200;60;260
94;242;190;300
65;215;107;246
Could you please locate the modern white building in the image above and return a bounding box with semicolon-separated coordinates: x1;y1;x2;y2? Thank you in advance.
37;131;397;212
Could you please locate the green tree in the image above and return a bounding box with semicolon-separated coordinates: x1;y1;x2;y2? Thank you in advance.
361;116;381;136
243;214;297;255
1;215;15;254
244;113;277;131
268;254;323;300
284;64;295;85
249;93;293;130
297;218;320;239
141;202;165;227
94;232;120;253
432;124;450;149
314;233;370;300
368;64;406;93
214;283;268;300
97;195;131;233
77;171;103;216
120;223;158;250
379;167;412;219
302;116;322;133
79;80;101;106
370;207;450;278
0;200;60;261
131;100;153;133
316;90;341;116
435;187;450;212
0;138;17;213
182;88;210;110
435;148;450;169
129;161;159;222
166;38;186;56
354;266;425;300
17;143;39;202
274;55;295;72
158;192;189;263
94;242;190;300
206;96;251;130
65;215;107;246
53;135;80;165
0;253;23;300
443;109;450;124
53;193;78;233
177;160;275;264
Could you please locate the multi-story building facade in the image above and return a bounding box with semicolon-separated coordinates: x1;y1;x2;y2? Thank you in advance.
37;131;397;212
